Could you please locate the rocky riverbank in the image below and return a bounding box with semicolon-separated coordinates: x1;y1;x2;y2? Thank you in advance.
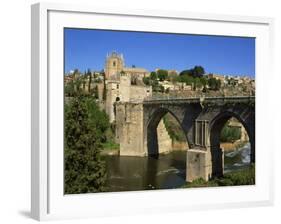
172;141;188;150
221;141;248;152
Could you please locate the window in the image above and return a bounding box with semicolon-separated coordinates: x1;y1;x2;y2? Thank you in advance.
113;61;116;67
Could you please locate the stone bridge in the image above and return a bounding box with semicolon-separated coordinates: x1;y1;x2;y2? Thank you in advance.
115;96;255;182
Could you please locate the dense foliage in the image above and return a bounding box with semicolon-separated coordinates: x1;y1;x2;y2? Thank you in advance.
64;69;100;98
163;114;186;142
142;66;222;92
220;123;241;142
157;69;168;81
183;165;255;188
208;77;221;90
64;94;108;194
179;65;205;78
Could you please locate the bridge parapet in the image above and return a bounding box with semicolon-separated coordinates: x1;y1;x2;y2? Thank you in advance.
143;95;255;105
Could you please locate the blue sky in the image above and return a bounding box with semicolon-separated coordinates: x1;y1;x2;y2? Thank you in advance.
64;28;255;77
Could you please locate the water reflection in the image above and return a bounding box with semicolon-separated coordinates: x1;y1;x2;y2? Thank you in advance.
102;143;251;192
103;151;186;192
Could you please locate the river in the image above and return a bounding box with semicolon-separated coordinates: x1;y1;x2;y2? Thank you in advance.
102;142;251;192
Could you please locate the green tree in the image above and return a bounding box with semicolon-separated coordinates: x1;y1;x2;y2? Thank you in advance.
65;81;75;97
179;69;193;77
178;74;194;85
151;80;160;92
157;69;168;81
143;77;151;86
93;85;99;99
208;78;216;90
102;72;107;101
216;79;221;90
87;69;92;94
64;95;108;194
220;123;241;142
208;78;221;90
65;77;83;97
200;76;208;87
82;71;87;91
194;77;202;90
179;66;205;78
192;66;205;78
150;71;157;80
73;69;80;78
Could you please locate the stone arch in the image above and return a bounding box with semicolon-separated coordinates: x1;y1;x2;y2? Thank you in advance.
209;110;255;177
146;107;190;157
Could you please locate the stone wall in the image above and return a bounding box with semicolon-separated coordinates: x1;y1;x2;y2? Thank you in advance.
116;102;146;156
156;120;172;154
129;85;152;101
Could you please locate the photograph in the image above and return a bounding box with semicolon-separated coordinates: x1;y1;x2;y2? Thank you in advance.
63;28;255;194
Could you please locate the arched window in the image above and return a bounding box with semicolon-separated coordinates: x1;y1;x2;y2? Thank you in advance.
113;61;116;67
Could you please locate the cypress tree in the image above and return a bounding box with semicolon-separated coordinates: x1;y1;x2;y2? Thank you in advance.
64;95;107;194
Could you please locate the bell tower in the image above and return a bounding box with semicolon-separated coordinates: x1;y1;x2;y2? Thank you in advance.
105;52;124;79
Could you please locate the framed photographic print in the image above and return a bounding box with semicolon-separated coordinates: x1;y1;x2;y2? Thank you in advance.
31;2;274;221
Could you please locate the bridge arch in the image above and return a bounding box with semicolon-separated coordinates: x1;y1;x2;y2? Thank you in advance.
146;107;190;157
209;110;255;177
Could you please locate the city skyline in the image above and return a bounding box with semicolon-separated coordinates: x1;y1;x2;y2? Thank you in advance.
64;28;255;77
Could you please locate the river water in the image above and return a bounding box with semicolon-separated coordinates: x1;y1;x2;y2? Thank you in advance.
102;143;251;192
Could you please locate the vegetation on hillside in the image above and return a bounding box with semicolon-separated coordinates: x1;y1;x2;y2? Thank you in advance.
143;66;222;92
163;113;186;142
65;69;100;97
208;77;221;90
220;122;242;143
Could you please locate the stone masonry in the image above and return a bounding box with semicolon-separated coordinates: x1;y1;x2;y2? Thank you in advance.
115;96;255;182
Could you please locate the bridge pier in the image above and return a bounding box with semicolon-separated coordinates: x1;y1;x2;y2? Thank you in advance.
186;148;212;182
210;145;224;177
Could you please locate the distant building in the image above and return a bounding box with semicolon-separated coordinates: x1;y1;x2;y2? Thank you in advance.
208;73;226;82
104;52;150;80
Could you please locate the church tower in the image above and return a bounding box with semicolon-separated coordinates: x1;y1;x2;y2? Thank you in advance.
104;52;124;79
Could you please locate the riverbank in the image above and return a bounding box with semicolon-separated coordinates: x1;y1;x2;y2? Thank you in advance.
172;141;188;150
221;141;248;152
182;165;255;188
101;141;120;156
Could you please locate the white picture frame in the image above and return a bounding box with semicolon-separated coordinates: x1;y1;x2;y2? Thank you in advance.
31;2;274;221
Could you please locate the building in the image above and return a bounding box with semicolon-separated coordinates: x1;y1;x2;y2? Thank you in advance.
104;52;150;80
104;52;152;122
208;73;226;82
